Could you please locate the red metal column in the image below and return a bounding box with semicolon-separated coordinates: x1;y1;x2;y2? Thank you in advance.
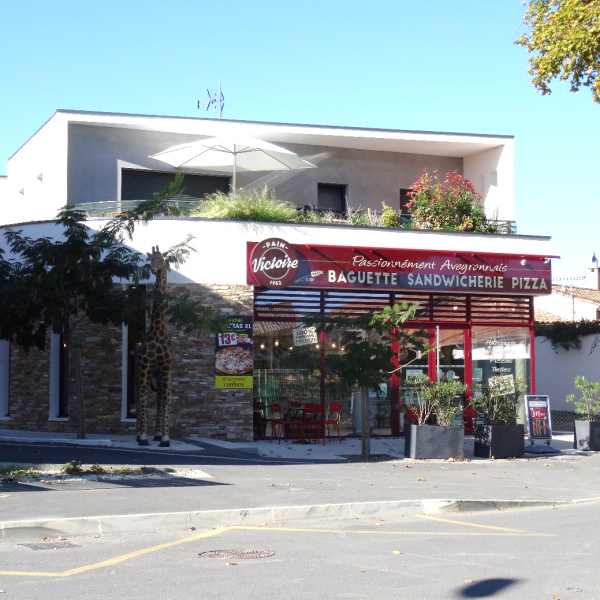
391;326;400;436
530;326;536;394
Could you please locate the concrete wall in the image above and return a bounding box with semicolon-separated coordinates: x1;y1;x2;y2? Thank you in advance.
0;218;552;287
4;113;68;224
66;124;463;212
535;334;600;412
464;141;514;222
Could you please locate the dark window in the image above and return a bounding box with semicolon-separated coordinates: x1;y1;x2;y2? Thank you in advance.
400;188;412;217
0;341;9;417
317;184;347;213
58;334;69;418
121;169;229;201
126;285;147;419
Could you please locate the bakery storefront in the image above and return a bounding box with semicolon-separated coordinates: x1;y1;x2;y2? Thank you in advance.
246;237;552;438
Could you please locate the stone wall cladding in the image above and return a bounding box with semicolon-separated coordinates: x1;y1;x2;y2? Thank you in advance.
4;283;255;442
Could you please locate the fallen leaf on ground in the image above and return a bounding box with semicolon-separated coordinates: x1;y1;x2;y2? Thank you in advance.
188;527;196;531
286;483;294;487
431;485;438;488
405;465;413;468
360;569;366;572
544;464;552;467
226;562;238;566
465;580;475;583
393;550;403;555
268;483;277;487
57;536;66;541
367;482;374;485
416;477;426;481
43;537;50;541
94;535;101;538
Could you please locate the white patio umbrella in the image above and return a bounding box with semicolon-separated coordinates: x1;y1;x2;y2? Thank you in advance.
149;135;316;200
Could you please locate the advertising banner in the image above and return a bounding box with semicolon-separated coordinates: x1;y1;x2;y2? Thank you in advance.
215;316;253;389
524;395;552;440
292;327;318;346
247;238;552;295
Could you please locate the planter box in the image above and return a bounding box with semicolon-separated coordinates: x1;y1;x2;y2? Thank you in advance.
404;424;464;459
574;420;600;451
474;424;525;459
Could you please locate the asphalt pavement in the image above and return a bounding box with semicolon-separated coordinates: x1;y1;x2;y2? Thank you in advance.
1;428;599;541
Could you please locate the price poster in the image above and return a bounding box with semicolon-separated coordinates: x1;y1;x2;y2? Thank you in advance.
215;316;254;389
524;395;552;441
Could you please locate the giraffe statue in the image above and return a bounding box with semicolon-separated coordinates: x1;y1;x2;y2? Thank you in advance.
136;246;173;447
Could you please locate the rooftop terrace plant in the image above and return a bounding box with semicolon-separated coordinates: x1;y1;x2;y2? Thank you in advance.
406;169;498;233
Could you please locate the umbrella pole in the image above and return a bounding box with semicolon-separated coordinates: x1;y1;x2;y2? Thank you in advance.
232;147;237;201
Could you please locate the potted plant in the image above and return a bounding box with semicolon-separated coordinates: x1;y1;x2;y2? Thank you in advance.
566;375;600;451
470;377;525;459
404;377;467;459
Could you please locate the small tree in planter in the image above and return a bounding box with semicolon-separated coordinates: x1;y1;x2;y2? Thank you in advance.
296;303;429;459
405;377;467;459
566;375;600;451
470;377;526;458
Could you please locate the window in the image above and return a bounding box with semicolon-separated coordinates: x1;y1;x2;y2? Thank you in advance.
317;184;347;213
49;333;69;419
399;188;412;218
123;285;146;420
0;340;9;418
121;169;229;201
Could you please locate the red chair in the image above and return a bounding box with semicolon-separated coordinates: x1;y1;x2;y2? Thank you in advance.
269;403;303;444
462;407;478;435
303;404;325;444
325;402;342;443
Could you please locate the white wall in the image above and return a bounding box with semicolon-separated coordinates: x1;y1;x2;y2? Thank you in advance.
2;113;68;225
535;334;600;412
0;218;553;287
464;141;514;222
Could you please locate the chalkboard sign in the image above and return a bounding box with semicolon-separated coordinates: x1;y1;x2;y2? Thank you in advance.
524;395;552;441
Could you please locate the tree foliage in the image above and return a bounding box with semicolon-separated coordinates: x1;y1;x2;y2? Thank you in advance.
515;0;600;103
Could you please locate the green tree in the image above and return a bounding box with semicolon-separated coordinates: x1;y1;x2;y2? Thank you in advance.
515;0;600;103
0;173;224;438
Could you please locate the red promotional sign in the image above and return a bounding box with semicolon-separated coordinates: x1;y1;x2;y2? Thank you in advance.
247;240;552;295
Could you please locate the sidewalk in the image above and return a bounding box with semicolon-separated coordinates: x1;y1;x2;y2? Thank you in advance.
2;429;599;541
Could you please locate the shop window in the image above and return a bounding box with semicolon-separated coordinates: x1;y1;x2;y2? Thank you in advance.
123;284;146;420
317;184;347;213
471;326;531;425
49;333;69;419
0;340;9;418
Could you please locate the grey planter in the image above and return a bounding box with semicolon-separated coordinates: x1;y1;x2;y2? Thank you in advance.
474;424;525;459
404;424;464;459
574;420;600;451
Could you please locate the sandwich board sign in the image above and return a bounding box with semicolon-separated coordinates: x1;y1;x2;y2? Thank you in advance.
524;395;552;441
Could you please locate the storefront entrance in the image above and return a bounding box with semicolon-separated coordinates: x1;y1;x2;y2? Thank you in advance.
252;288;536;439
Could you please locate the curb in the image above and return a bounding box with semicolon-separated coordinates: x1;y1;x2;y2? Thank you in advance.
2;497;599;541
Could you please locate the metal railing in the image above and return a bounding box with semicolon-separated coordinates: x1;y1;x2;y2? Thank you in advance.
75;199;517;234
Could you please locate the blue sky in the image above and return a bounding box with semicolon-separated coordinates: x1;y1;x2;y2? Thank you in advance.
1;0;597;281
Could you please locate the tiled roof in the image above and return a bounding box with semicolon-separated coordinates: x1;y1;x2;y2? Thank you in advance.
552;285;600;305
534;308;562;324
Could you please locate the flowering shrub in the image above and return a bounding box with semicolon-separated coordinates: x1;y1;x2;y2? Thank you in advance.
406;169;495;232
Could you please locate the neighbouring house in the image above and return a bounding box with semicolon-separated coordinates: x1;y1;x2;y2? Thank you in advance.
534;259;600;427
0;110;554;442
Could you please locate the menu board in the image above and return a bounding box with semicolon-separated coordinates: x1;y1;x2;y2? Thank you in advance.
215;316;254;389
524;395;552;440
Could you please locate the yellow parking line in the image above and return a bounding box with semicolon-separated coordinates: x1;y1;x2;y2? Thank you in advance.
0;520;554;578
413;515;531;533
0;526;230;578
233;525;552;537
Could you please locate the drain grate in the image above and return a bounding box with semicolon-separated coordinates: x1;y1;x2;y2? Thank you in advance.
198;549;275;560
17;541;82;551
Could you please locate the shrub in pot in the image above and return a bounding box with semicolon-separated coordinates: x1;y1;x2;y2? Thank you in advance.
566;376;600;451
470;378;525;459
405;377;467;459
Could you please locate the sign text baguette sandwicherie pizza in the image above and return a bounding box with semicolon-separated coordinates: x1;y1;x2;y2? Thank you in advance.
247;240;552;294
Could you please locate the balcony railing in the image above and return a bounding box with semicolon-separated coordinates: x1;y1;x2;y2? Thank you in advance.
74;199;517;235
